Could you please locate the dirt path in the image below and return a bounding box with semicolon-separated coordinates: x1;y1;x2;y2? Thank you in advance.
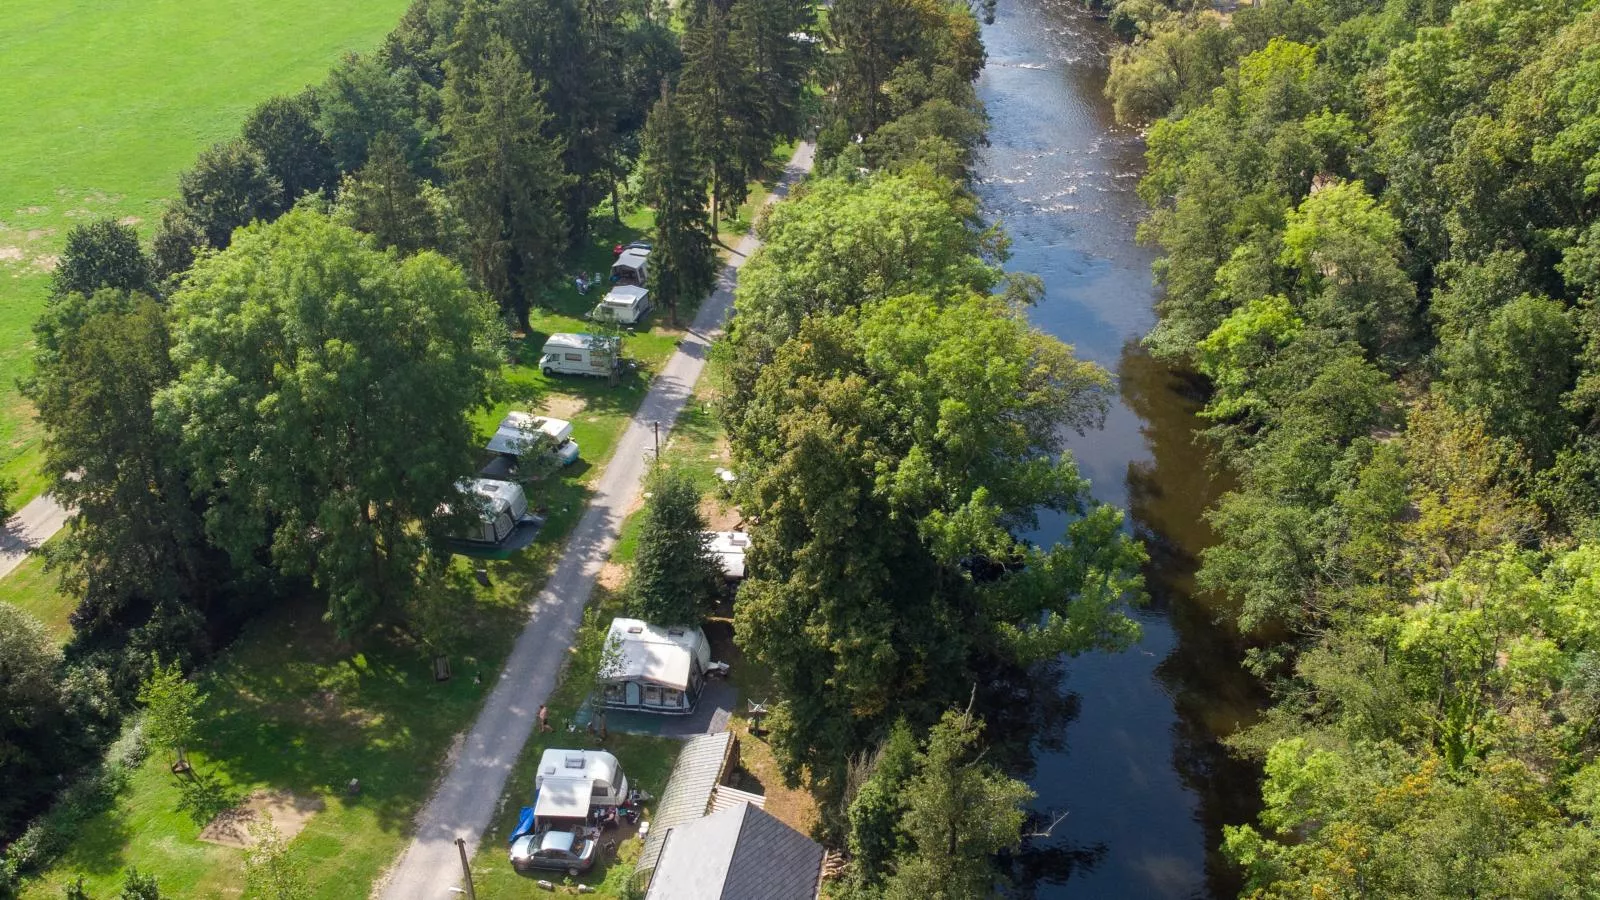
376;141;815;900
0;493;69;579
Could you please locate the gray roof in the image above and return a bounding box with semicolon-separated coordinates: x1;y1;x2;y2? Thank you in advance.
645;802;823;900
637;732;734;874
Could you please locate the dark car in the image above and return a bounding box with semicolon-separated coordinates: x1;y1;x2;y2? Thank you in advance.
509;828;598;876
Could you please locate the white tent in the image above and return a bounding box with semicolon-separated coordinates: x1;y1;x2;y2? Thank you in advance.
486;411;572;457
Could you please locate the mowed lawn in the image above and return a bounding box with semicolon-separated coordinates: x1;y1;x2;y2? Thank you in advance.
0;0;409;502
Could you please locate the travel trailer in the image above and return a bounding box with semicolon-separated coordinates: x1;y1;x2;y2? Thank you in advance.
611;245;650;286
597;618;713;715
531;748;630;829
450;478;540;548
590;284;651;325
485;411;580;467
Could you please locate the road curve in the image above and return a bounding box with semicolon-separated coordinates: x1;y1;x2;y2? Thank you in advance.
377;141;816;900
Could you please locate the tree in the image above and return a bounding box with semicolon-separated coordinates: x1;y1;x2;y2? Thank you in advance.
629;470;721;625
679;3;762;231
0;603;76;836
159;209;503;633
639;91;717;325
334;132;456;256
117;869;161;900
25;291;220;694
848;709;1032;900
177;140;284;250
315;52;428;173
442;38;569;329
138;656;203;772
242;815;310;900
730;291;1142;810
52;219;152;299
242;92;338;202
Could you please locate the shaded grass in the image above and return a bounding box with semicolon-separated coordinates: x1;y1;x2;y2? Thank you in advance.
0;0;409;505
0;540;75;643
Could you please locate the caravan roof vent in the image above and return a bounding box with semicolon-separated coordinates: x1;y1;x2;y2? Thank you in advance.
564;754;586;770
542;764;557;775
667;627;685;637
627;625;644;634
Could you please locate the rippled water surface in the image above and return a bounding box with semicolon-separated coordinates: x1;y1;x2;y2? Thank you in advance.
975;2;1265;897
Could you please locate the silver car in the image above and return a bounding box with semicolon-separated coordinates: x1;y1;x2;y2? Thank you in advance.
509;828;597;877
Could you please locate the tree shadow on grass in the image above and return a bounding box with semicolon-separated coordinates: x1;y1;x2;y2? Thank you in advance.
175;769;243;827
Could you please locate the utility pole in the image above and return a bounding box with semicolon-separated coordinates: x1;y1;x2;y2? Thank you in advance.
456;837;477;900
652;420;660;459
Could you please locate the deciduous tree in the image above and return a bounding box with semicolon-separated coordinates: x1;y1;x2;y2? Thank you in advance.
137;656;203;771
52;219;152;300
160;209;503;633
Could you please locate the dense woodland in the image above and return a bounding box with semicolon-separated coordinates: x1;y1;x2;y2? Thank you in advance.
1104;0;1600;895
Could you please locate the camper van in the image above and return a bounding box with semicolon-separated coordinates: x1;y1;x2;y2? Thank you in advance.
611;245;650;286
539;333;619;378
486;411;579;467
589;285;651;325
455;478;539;546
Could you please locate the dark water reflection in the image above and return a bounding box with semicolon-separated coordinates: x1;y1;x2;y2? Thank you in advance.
974;0;1266;896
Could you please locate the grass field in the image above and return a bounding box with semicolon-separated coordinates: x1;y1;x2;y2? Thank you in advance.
0;0;409;502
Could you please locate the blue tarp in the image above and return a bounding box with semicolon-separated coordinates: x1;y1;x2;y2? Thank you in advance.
509;806;535;844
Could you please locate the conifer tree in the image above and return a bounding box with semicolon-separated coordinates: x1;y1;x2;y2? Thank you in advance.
640;91;717;325
679;4;763;231
629;470;721;626
336;132;450;256
442;37;569;329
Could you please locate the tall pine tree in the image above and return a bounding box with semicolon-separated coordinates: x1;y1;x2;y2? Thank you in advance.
442;36;569;329
679;3;763;231
640;90;717;325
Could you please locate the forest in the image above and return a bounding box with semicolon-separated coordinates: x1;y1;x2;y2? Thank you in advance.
1105;0;1600;895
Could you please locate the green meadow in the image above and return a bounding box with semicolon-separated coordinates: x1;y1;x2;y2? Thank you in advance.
0;0;409;502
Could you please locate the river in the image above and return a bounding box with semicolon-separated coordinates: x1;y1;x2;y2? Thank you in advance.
974;1;1267;897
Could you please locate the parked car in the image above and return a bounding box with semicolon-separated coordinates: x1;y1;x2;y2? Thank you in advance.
509;828;598;876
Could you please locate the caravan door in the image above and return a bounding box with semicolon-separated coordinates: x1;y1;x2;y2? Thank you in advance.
625;683;641;707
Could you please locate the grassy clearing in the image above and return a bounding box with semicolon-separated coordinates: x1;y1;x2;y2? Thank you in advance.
1;540;75;644
0;0;409;503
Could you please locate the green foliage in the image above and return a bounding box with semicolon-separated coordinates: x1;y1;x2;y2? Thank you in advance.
442;37;569;328
729;288;1142;811
117;868;161;900
639;91;717;324
242;92;338;202
0;603;75;836
845;721;918;887
160;209;504;634
51;219;153;301
175;139;284;250
136;657;202;769
241;815;310;900
627;470;721;626
334;131;459;257
679;3;764;228
859;710;1033;900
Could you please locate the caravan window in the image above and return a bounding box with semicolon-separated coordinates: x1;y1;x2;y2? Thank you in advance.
590;357;608;368
662;689;681;706
643;685;663;705
603;684;624;703
564;353;583;362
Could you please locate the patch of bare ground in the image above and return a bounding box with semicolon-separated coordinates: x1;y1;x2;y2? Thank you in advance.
597;560;628;592
0;247;22;262
727;719;820;837
542;394;588;420
701;497;743;532
197;790;325;848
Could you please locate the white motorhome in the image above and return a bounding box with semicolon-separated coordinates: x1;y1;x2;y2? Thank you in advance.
486;411;579;466
597;618;713;715
532;749;630;827
590;284;651;325
539;333;618;378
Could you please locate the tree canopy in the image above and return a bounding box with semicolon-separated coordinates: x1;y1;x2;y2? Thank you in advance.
159;209;503;633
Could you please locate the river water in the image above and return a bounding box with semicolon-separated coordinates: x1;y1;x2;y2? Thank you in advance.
974;1;1266;897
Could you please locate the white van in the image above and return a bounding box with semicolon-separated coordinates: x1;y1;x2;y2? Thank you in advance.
539;333;618;378
589;285;651;325
486;411;579;466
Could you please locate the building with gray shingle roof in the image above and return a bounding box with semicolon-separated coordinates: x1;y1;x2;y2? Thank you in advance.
636;731;736;875
644;802;824;900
